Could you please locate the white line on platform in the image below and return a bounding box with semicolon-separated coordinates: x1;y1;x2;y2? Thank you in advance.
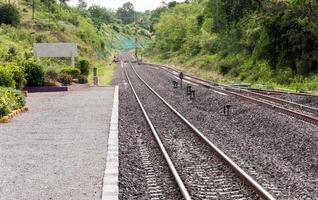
102;85;119;200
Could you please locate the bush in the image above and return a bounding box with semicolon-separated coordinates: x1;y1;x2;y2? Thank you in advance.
6;63;26;89
60;67;80;78
44;68;59;86
0;4;20;26
23;61;45;87
0;87;25;117
58;73;72;85
218;63;231;75
6;87;26;108
76;59;90;75
0;66;15;88
45;68;59;80
77;74;88;84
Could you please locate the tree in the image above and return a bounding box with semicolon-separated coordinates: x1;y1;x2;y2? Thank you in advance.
168;1;177;8
59;0;69;5
149;6;167;32
78;0;87;11
88;5;114;28
117;2;135;24
204;0;260;31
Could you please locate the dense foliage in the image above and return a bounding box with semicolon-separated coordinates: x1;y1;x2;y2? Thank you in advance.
23;61;45;87
0;3;20;26
6;63;27;89
0;66;15;88
147;0;318;91
61;67;81;77
0;87;25;117
76;59;90;75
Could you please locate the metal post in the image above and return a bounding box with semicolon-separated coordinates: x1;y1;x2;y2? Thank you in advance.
93;67;98;86
32;0;35;20
71;54;75;67
134;12;138;59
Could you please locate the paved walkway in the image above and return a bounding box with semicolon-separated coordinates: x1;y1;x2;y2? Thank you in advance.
0;87;114;200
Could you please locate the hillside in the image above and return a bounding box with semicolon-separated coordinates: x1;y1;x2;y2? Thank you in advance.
145;0;318;93
0;0;150;75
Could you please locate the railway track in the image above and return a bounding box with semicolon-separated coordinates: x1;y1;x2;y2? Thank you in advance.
144;62;318;125
248;88;318;97
123;59;276;199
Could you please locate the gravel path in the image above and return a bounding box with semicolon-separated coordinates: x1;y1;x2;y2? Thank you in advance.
133;62;318;199
0;87;114;200
114;60;183;200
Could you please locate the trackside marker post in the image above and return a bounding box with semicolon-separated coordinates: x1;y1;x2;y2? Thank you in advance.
179;72;184;88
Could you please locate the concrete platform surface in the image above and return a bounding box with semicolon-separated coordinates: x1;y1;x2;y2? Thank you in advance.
0;87;114;200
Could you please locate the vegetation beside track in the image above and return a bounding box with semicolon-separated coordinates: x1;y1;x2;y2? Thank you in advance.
145;0;318;94
88;62;116;86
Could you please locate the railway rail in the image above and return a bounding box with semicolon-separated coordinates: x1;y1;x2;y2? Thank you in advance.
248;88;318;97
143;62;318;125
124;59;276;199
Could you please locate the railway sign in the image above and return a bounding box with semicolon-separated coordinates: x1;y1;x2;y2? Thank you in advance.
34;43;78;66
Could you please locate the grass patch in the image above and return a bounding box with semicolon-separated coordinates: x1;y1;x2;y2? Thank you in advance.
88;63;116;86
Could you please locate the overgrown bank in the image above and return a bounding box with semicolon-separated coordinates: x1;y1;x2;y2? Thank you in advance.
145;0;318;93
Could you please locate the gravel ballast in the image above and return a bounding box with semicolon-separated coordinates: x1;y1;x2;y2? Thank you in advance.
0;87;114;200
133;62;318;199
125;64;259;199
275;94;318;108
114;60;183;199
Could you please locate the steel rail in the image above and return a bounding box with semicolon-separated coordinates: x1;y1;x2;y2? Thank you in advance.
144;62;318;125
234;89;318;114
248;88;318;97
185;76;318;125
144;62;318;97
123;61;192;200
129;61;276;200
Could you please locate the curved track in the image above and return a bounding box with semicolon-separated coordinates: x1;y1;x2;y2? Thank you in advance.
123;58;276;200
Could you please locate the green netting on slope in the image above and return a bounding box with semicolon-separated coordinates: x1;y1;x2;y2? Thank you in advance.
102;27;149;53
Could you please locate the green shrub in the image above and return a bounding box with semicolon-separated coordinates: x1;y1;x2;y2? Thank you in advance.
58;73;72;85
218;63;231;75
76;59;90;75
60;67;80;78
0;66;15;88
0;87;25;117
6;63;26;89
77;74;88;84
0;4;20;26
6;87;26;108
23;61;45;87
45;68;59;80
44;68;59;86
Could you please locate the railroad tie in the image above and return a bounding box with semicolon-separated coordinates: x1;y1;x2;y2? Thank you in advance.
137;137;164;199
